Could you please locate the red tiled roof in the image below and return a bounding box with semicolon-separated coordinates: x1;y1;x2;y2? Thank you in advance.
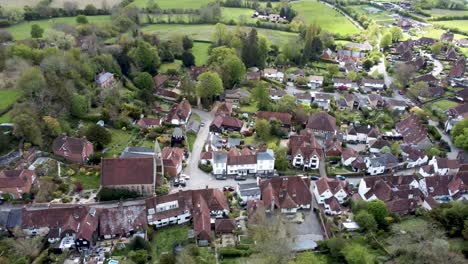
396;114;428;145
211;116;243;129
101;157;154;186
257;111;292;126
306;112;338;133
215;218;236;233
259;177;311;210
166;99;191;123
137;118;161;128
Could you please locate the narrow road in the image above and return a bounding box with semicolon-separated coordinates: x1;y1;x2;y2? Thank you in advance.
428;120;459;159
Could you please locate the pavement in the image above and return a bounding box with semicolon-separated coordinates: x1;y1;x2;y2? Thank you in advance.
177;108;256;192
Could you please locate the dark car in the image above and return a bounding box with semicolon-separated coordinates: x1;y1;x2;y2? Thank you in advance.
173;178;180;187
223;186;235;192
310;176;320;181
335;175;346;181
235;175;247;181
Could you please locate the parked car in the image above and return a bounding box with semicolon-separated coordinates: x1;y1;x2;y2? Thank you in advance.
235;175;247;181
181;174;190;180
223;186;235;192
200;122;205;127
179;178;186;187
310;176;320;181
335;175;346;181
173;178;180;187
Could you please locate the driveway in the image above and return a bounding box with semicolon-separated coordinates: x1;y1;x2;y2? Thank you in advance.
421;50;443;77
428;120;459;159
178;108;257;191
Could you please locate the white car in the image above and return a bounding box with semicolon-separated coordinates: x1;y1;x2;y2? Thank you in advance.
181;174;191;180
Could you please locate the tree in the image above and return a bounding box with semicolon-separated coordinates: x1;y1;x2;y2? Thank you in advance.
354;210;377;232
327;64;339;78
12;105;43;146
181;51;195;67
347;71;358;81
274;147;289;171
389;26;403;42
380;32;392;50
451;118;468;151
302;24;322;63
0;30;13;43
255;119;271;141
319;30;335;49
367;200;389;228
219;56;245;88
393;63;416;89
391;142;401;157
129;41;161;74
380;146;391;154
43;116;62;137
282;39;302;64
208;46;237;65
196;72;223;105
31;24;44;38
129;250;149;264
363;59;373;71
431;41;443;54
182;35;193;50
277;95;296;113
343;244;375;264
409;81;429;97
134;72;154;91
252;84;270;110
85;124;111;149
70;94;89;118
84;4;98;15
146;0;160;13
76;15;88;24
16;67;46;99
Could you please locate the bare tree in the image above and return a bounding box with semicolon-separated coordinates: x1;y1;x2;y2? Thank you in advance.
63;1;78;16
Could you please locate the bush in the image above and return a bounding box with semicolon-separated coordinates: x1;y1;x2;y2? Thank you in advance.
198;163;213;173
428;125;441;141
155;186;169;195
97;187;140;201
219;248;252;258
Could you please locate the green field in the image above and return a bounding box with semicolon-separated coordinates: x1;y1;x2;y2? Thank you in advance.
1;0;122;9
347;5;397;26
7;16;111;40
291;1;360;35
417;26;466;40
432;100;458;111
430;8;468;17
192;42;210;66
142;24;298;47
133;0;212;9
0;89;22;111
221;7;256;24
160;60;183;73
0;112;13;123
433;20;468;33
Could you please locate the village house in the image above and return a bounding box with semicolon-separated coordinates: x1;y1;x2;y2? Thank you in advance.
269;88;286;101
215;102;234;117
421;156;460;177
0;169;35;199
165;99;191;125
161;147;185;177
190;66;208;80
324;135;342;157
445;103;468;132
308;75;324;89
101;157;156;196
320;48;334;61
345;125;379;144
263;68;284;82
367;94;384;108
259;176;312;214
236;182;261;204
419;172;468;201
210;115;243;133
21;206;98;251
246;71;261;81
385;98;407;111
99;205;147;240
395;114;431;150
341;147;359;166
295;92;312;105
449;57;466;78
365;153;399;175
361;78;385;92
400;144;428;168
416;37;437;47
137;117;161;129
413;74;439;87
312;93;333;111
0;209;21;235
95;72;115;88
256;111;292;129
336;50;366;62
344;42;373;52
288;129;323;170
222;89;251;105
52;135;94;164
306;112;338;136
211;149;275;177
369;138;391;153
332;78;358;89
120;146;154;158
440;31;454;42
456;39;468;48
313;177;348;204
343;93;360;110
446;47;458;61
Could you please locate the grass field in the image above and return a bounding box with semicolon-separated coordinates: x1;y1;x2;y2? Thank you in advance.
160;60;182;73
105;128;134;157
0;112;13;123
142;24;298;47
192;42;210;66
432;99;458;111
429;8;468;17
7;15;111;40
347;5;396;26
153;225;190;256
417;26;466;40
291;1;360;35
0;0;121;9
71;171;100;190
0;89;22;111
433;20;468;32
133;0;212;9
221;7;256;24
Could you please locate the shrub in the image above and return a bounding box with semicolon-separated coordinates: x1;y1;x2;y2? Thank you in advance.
155;186;169;195
198;163;213;173
97;187;140;201
428;125;441;141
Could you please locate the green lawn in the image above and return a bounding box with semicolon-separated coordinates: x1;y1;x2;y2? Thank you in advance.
432;100;458;111
461;47;468;56
0;89;22;111
142;24;298;47
160;60;182;73
416;26;466;41
429;8;468;17
1;0;122;9
347;4;396;26
187;132;196;151
132;0;212;9
153;225;190;256
71;170;100;190
192;42;210;66
291;1;361;35
7;15;111;40
105;128;134;157
0;111;12;123
433;20;468;33
239;101;258;113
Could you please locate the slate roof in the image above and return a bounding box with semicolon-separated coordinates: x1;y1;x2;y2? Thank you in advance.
367;153;398;167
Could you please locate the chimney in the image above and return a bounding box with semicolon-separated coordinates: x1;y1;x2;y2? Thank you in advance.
206;185;208;189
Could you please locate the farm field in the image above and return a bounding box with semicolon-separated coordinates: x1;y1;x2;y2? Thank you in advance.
433;20;468;32
347;5;397;26
291;1;360;35
416;26;466;40
132;0;213;9
429;8;468;17
6;15;111;40
142;24;298;47
221;7;256;24
0;0;120;9
192;42;210;66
